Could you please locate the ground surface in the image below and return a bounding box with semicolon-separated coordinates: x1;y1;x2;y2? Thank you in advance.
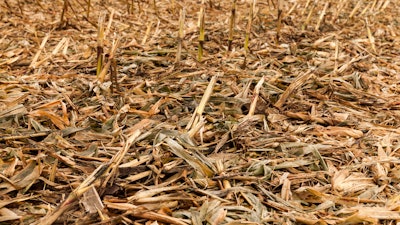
1;0;400;224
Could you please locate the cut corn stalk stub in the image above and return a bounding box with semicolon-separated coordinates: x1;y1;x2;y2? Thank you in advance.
228;0;237;51
198;0;205;61
96;13;105;78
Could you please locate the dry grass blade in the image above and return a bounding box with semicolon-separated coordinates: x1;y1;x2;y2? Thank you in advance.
29;34;50;69
106;202;188;225
128;185;188;202
34;163;110;225
274;70;313;109
0;161;40;195
162;136;214;177
0;104;27;118
104;119;152;185
35;120;150;225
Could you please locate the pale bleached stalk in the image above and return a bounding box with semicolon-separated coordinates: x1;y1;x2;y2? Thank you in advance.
247;76;265;117
186;75;218;137
175;9;185;64
29;34;50;69
228;0;237;52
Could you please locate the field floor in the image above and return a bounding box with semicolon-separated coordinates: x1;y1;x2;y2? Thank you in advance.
1;0;400;224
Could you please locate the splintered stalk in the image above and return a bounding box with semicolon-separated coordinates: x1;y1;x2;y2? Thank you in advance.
186;75;218;137
198;0;205;61
247;76;265;117
98;38;120;84
175;9;186;64
276;0;282;43
86;0;91;18
244;0;256;54
228;0;237;51
96;13;105;78
35;163;112;225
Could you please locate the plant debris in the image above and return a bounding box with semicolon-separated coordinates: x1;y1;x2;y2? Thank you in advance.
1;0;400;224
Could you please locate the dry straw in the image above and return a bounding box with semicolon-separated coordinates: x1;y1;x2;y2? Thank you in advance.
1;0;400;224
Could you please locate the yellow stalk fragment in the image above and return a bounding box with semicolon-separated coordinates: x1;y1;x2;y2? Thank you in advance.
244;0;256;56
198;0;205;61
175;9;185;64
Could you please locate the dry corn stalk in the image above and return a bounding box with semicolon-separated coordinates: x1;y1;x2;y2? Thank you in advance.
276;0;282;43
186;75;218;137
244;0;256;54
228;0;237;51
96;13;105;78
198;0;205;61
175;8;186;64
98;37;120;84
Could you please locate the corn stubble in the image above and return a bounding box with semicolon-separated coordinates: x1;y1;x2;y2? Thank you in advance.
227;0;236;52
2;0;399;224
197;0;205;62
